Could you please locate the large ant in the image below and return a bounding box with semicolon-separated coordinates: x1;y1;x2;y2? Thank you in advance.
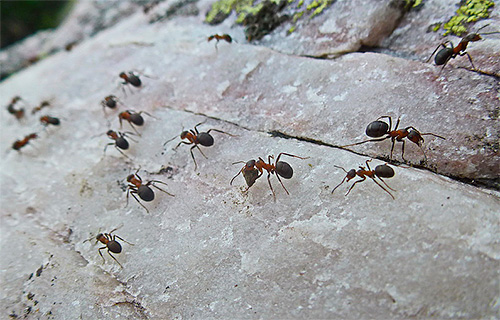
230;153;308;200
165;121;235;170
126;169;174;213
12;133;38;151
40;115;60;126
341;116;445;163
6;96;25;119
88;228;134;268
331;159;396;200
104;130;137;159
101;95;120;113
207;34;233;50
32;101;50;114
426;25;500;71
118;110;154;135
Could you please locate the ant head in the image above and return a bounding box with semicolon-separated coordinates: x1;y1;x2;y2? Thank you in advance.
28;133;38;139
106;130;118;139
180;131;189;139
463;33;482;42
197;132;214;147
126;174;135;182
96;233;104;241
119;72;127;79
374;165;394;178
244;159;256;170
407;129;423;145
346;169;356;179
366;120;389;138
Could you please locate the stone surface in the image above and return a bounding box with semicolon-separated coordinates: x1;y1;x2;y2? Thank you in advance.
1;1;499;319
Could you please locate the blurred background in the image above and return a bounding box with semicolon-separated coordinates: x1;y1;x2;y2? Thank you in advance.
1;0;74;49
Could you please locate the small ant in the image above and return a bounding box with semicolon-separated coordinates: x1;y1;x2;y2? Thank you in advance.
207;34;233;50
104;130;137;159
426;25;500;71
12;133;38;151
230;153;308;200
40;115;60;126
331;159;396;200
101;95;120;113
118;110;154;135
165;121;235;170
87;228;134;268
119;71;142;94
32;101;50;114
341;116;445;163
126;169;174;213
6;96;25;119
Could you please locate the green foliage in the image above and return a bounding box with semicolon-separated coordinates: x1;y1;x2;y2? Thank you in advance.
440;0;494;36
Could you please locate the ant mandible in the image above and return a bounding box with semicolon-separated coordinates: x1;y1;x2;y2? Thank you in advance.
89;228;134;268
6;96;25;119
165;121;235;170
331;159;396;200
341;116;445;163
104;130;137;159
207;34;233;50
12;133;38;151
126;169;174;213
40;115;60;126
230;153;308;200
426;25;500;71
118;110;154;135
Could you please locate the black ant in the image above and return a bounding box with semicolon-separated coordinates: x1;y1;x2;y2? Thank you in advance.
6;96;25;119
331;159;396;200
12;133;38;151
207;34;233;50
341;116;445;163
230;153;308;200
104;130;137;159
40;115;60;126
118;110;154;135
32;101;50;114
426;25;500;71
86;228;134;268
165;121;235;170
126;169;174;213
101;95;120;113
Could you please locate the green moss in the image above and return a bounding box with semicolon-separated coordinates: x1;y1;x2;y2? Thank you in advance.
434;0;495;36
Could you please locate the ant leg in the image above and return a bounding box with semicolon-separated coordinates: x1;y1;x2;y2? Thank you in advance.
113;235;134;246
341;136;390;147
130;190;150;213
174;141;193;150
275;152;309;163
107;251;123;268
462;52;476;70
417;144;428;164
115;146;132;160
206;128;236;137
390;138;396;160
189;145;198;170
376;176;396;192
370;177;395;200
98;247;107;263
345;176;366;196
425;42;450;63
194;121;207;134
365;159;373;171
195;145;208;159
127;123;141;136
150;182;175;197
266;173;276;200
103;143;114;154
394;117;400;131
400;140;406;161
275;174;290;195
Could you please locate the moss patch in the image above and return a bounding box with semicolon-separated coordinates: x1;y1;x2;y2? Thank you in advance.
433;0;495;36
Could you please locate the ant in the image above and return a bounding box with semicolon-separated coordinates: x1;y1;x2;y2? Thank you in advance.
230;153;308;200
207;34;233;50
118;110;154;135
426;25;500;71
32;101;50;114
104;130;137;159
165;121;235;170
12;133;38;151
331;159;396;200
101;95;120;113
126;169;174;213
40;115;60;126
86;228;134;268
119;71;143;94
6;96;25;119
341;116;445;163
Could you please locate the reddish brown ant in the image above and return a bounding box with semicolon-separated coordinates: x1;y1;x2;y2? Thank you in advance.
341;116;445;163
101;95;120;113
32;101;50;114
6;96;25;119
87;228;134;268
12;133;38;151
165;121;235;170
118;110;155;135
230;153;308;200
40;115;60;126
104;130;137;159
331;159;396;200
427;25;500;71
126;169;174;213
207;34;233;50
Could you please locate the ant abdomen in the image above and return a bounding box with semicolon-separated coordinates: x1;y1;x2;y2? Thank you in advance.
435;48;453;65
130;114;144;126
138;185;154;201
197;133;214;147
276;161;293;179
116;138;129;150
107;241;122;253
374;165;394;178
365;121;389;137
